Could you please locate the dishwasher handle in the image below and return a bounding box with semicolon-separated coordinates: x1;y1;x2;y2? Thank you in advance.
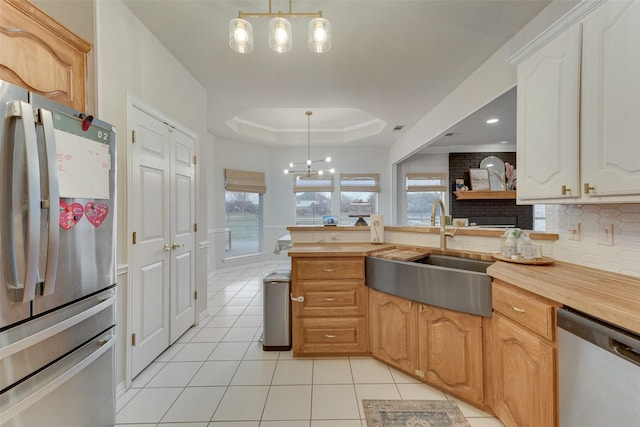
559;308;640;367
611;339;640;367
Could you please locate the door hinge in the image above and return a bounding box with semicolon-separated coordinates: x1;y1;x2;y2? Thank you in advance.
132;231;137;244
131;333;136;346
194;223;198;232
194;291;198;300
193;155;197;165
132;130;136;143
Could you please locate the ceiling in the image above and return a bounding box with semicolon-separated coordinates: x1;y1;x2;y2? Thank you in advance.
122;0;549;150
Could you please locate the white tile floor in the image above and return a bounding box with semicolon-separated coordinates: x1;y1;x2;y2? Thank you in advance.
116;261;505;427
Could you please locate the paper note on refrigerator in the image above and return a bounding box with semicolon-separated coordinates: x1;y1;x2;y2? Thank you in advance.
55;129;110;199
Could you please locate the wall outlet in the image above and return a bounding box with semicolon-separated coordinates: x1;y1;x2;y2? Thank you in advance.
567;222;581;241
597;223;614;246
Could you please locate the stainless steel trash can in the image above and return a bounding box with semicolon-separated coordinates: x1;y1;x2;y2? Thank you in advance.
263;269;292;351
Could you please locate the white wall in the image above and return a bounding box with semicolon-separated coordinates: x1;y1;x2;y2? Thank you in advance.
212;139;391;270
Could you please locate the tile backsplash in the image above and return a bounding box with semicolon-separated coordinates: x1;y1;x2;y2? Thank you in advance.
544;204;640;278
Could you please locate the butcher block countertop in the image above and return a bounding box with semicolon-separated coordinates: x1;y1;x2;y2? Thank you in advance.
488;261;640;335
287;243;496;261
287;243;395;257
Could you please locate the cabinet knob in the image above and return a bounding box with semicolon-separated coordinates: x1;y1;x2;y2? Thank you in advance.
561;185;571;195
584;183;594;194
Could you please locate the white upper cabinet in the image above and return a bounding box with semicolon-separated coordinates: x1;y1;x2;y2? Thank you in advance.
516;25;581;201
581;0;640;199
511;0;640;204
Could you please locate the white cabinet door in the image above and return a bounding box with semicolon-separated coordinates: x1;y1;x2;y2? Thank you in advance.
580;0;640;199
516;24;582;202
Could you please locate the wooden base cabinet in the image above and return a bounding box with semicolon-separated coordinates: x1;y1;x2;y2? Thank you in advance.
369;289;418;373
291;256;368;356
418;305;484;403
489;281;560;427
369;289;484;404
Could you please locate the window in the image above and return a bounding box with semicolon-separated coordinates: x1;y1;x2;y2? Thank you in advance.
294;174;333;225
340;174;380;226
406;173;447;226
224;169;266;257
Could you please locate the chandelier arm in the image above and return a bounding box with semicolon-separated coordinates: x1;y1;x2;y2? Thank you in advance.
307;112;311;163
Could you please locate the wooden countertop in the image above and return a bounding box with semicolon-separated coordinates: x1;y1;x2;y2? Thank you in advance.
286;225;558;241
488;261;640;335
287;243;395;257
288;242;640;334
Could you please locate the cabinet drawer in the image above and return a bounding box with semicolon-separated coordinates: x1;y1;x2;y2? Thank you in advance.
493;282;557;341
294;258;364;280
294;280;366;317
293;317;367;354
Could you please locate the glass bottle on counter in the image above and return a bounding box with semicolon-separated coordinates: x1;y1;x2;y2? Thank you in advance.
502;228;522;258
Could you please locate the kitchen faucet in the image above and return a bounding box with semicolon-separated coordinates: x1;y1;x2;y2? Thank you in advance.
431;198;457;249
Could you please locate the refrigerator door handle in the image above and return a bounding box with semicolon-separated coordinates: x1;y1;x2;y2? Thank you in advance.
38;108;60;295
1;101;41;303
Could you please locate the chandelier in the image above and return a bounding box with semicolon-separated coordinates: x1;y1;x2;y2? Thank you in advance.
229;0;331;54
283;111;334;177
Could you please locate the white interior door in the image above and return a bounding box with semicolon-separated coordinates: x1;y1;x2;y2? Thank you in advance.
169;129;196;343
130;106;171;378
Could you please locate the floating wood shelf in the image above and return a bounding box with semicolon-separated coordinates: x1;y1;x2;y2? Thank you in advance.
454;190;516;200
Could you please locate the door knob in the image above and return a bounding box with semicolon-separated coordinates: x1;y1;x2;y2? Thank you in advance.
171;242;184;250
162;243;172;251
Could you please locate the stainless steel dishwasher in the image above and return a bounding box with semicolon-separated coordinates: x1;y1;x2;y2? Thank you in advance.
558;308;640;426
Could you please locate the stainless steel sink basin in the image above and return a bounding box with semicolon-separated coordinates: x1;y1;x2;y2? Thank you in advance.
412;254;492;273
365;255;494;317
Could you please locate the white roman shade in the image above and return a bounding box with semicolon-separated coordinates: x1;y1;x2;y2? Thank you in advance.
406;172;447;192
293;174;334;192
340;173;380;192
224;169;266;193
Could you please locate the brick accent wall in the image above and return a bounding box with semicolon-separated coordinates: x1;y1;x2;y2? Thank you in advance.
449;152;533;229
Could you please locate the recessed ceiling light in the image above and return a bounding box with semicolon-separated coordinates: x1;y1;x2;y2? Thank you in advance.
486;118;499;124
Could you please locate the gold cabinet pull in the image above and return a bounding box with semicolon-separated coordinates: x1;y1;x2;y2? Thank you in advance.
325;334;337;339
324;268;337;272
561;185;571;195
584;183;594;194
509;304;526;313
324;297;337;302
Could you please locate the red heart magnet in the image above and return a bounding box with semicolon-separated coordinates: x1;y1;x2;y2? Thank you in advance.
84;201;109;228
59;201;84;230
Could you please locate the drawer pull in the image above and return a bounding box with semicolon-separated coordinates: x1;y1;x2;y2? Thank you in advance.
290;293;305;303
325;334;337;339
324;297;337;302
509;304;526;313
323;268;337;272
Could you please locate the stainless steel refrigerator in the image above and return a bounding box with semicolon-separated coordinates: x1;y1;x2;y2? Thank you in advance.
0;79;116;426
